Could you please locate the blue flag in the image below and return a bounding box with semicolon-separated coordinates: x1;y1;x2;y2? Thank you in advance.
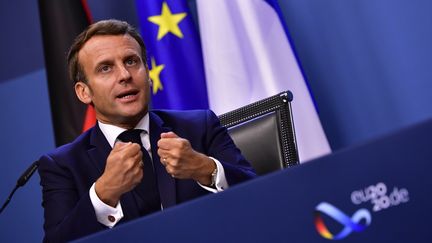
136;0;208;109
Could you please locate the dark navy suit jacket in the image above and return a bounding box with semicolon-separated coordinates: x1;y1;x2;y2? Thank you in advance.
38;110;256;242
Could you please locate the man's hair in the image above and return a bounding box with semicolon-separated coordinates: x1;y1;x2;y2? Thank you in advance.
67;19;148;84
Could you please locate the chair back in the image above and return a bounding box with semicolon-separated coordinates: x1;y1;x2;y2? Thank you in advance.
218;91;299;175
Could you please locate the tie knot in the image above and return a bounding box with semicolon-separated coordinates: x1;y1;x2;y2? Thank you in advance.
117;129;143;145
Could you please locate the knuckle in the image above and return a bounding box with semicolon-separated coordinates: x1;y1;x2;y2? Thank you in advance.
165;166;174;174
172;151;181;159
178;140;187;149
157;148;163;157
171;159;179;167
132;143;141;151
117;153;126;161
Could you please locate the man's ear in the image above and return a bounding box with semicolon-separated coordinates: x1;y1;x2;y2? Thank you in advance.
74;81;92;105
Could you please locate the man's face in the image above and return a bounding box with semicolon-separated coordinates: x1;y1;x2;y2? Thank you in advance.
75;34;150;128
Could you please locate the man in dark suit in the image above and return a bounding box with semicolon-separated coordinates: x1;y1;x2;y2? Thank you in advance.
38;19;256;242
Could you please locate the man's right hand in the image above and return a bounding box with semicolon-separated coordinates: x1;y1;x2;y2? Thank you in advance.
95;142;143;207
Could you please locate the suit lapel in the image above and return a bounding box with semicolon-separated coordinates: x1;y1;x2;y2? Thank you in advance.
88;124;111;173
149;111;177;208
88;123;141;220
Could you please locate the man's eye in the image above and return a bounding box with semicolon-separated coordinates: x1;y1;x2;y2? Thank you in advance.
126;58;138;66
98;65;111;73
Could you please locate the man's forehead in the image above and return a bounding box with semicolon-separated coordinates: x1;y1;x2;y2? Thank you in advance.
78;34;141;62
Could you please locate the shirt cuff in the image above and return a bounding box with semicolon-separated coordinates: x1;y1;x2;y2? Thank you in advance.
198;157;229;193
89;183;124;228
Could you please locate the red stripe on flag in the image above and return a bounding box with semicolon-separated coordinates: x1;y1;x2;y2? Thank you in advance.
80;0;93;23
82;105;96;132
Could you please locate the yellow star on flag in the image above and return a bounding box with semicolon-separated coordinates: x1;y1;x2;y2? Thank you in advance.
149;57;165;94
148;2;187;40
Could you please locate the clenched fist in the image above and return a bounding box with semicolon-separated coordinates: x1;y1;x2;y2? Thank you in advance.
157;132;216;186
95;142;143;207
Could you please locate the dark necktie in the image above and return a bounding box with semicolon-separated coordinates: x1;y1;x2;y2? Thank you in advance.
117;129;161;215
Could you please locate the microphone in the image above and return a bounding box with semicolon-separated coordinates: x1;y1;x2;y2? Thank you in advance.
0;160;39;214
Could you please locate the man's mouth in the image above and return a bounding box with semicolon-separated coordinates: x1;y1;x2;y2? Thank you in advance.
117;90;139;100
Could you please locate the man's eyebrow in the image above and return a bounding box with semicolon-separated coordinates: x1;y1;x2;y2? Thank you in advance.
124;53;141;59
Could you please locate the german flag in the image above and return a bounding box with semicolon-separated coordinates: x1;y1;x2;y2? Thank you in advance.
38;0;96;146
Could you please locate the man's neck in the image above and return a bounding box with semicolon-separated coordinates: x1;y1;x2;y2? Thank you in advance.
98;113;150;148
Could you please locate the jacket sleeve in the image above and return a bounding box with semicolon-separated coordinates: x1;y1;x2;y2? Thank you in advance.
38;154;105;243
204;110;257;186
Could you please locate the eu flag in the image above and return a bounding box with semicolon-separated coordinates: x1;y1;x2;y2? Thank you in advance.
136;0;208;109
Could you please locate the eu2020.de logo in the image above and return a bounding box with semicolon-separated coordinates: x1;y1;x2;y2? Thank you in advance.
314;182;410;240
314;202;371;240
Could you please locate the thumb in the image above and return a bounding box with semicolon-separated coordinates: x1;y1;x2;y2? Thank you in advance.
160;131;179;139
113;141;129;150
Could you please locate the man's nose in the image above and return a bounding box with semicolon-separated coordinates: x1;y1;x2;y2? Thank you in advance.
118;64;132;83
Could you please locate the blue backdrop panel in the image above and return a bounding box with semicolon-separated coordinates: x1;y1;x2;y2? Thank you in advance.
278;0;432;149
0;0;44;82
0;69;53;242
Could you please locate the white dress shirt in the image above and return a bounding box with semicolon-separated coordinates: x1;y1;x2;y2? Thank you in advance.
89;114;228;227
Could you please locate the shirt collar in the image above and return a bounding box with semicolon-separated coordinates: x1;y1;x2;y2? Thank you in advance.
98;113;149;148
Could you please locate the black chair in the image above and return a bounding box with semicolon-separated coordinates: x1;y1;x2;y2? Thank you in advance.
218;91;299;175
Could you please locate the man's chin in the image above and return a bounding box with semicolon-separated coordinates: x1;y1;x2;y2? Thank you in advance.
119;110;147;125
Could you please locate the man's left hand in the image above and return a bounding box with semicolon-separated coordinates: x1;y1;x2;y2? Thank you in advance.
157;132;215;186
